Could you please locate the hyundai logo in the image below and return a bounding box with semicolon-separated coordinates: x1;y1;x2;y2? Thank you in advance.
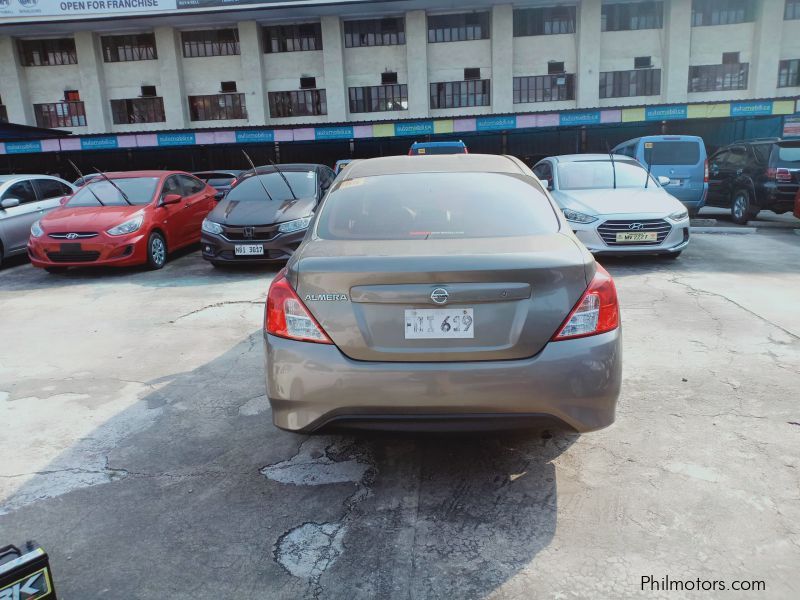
430;288;449;305
66;232;79;239
243;226;255;238
628;223;644;230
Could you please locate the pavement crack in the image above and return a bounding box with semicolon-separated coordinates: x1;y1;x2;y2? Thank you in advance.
169;299;264;322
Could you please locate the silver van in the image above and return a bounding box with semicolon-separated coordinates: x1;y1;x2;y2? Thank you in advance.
0;175;75;267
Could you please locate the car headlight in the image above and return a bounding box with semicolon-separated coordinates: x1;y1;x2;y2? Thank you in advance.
278;216;312;234
669;209;689;221
562;208;598;224
202;218;223;235
106;214;144;236
31;220;44;238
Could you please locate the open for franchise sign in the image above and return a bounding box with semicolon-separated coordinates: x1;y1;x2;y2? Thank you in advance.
0;0;177;20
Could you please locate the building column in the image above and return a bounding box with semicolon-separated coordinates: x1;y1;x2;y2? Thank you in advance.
0;35;33;126
752;0;785;98
154;27;189;130
663;0;692;103
321;16;347;123
405;10;429;118
491;5;514;114
74;31;110;134
238;21;267;126
576;0;601;108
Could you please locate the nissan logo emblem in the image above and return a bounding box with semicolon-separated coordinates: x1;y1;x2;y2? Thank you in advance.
628;223;644;230
430;288;449;305
66;232;79;239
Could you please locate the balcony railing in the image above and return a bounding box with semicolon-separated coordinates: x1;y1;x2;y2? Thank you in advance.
33;101;86;128
189;93;247;121
688;63;749;92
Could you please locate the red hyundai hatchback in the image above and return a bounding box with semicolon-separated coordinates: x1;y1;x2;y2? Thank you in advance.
28;171;216;272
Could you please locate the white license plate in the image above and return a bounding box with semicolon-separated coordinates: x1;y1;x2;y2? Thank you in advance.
404;308;474;339
234;244;264;256
616;232;658;243
668;178;682;186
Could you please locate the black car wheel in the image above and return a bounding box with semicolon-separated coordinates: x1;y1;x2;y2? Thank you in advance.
730;190;755;225
147;232;167;270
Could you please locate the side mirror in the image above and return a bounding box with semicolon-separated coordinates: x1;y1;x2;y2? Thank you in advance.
161;193;182;205
59;196;70;206
0;198;21;209
543;179;553;191
214;191;224;201
657;175;671;186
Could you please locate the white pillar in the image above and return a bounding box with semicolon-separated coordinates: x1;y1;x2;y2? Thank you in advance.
321;16;347;123
238;21;267;126
74;31;110;133
663;0;692;103
752;0;785;98
405;10;429;118
0;35;33;125
576;0;601;108
154;27;189;129
491;5;514;114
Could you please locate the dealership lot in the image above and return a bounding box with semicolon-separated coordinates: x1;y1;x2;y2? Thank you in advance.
0;231;798;599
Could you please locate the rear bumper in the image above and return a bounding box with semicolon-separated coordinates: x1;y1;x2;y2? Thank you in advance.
264;328;622;433
201;230;305;264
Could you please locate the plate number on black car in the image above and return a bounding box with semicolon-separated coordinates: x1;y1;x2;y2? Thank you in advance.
404;308;474;339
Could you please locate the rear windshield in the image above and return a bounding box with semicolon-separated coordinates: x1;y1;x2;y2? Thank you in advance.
226;171;316;202
774;145;800;165
410;145;467;155
67;177;159;207
645;141;701;166
316;172;557;240
205;177;236;188
557;160;657;190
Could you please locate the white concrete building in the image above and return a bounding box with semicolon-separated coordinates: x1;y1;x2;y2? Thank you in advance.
0;0;799;148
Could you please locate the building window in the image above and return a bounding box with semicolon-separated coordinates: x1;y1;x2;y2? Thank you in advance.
110;97;166;124
181;29;240;57
382;71;398;84
513;6;577;36
349;84;408;113
602;2;664;31
688;62;749;91
778;59;800;87
33;101;86;128
548;61;565;74
300;77;317;89
429;79;490;108
599;69;662;97
691;0;755;26
344;17;405;47
189;94;247;121
787;0;800;19
635;56;653;69
0;95;7;123
101;34;157;62
220;81;237;93
427;12;491;43
18;39;77;66
268;89;327;117
514;74;575;103
140;85;157;97
263;23;323;53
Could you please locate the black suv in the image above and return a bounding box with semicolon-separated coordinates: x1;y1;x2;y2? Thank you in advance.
706;138;800;224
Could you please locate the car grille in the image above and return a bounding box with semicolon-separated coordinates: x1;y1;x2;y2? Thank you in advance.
46;250;101;263
222;225;278;242
597;219;672;246
48;232;98;239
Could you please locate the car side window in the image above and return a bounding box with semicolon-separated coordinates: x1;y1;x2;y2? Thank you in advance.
751;144;771;165
178;174;206;196
727;147;748;169
319;168;334;194
710;151;729;169
2;180;37;204
35;178;72;200
161;176;183;200
533;163;553;184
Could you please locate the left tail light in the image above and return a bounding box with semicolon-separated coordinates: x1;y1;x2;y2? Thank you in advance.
266;271;333;344
704;159;709;183
552;264;619;341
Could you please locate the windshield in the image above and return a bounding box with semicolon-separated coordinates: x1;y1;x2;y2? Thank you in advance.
316;172;557;240
67;177;160;207
645;141;701;166
226;171;316;202
557;160;657;190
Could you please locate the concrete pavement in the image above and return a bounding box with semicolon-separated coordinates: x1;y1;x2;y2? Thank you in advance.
0;232;798;599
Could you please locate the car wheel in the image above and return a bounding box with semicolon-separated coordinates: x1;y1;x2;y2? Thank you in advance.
147;232;167;270
45;266;68;274
730;190;754;225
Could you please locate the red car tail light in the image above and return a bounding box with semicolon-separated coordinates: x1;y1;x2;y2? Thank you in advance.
266;271;333;344
552;264;620;341
704;159;709;183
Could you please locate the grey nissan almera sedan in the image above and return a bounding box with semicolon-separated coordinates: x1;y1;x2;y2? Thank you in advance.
263;154;622;433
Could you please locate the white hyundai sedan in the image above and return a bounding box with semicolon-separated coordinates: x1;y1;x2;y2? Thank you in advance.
533;154;690;258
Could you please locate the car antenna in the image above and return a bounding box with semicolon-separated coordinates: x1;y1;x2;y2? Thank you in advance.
606;143;617;189
241;149;274;201
643;142;653;189
67;159;105;206
268;158;297;200
92;167;133;205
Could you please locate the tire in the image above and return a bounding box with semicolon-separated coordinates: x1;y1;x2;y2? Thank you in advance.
45;267;68;274
730;190;756;225
146;232;167;270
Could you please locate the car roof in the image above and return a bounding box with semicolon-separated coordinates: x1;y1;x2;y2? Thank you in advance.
410;140;466;148
545;154;635;163
0;174;69;183
241;164;321;176
342;154;526;179
90;170;179;178
193;170;243;176
616;135;704;145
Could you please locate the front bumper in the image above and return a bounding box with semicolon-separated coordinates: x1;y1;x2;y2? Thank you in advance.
264;328;622;433
28;232;148;268
201;229;305;264
571;215;690;256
